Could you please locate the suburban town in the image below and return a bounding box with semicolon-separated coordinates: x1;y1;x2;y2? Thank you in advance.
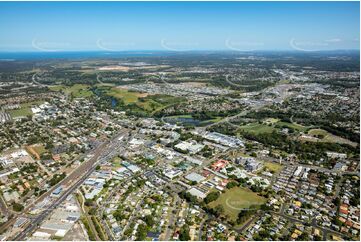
0;1;360;241
0;48;359;242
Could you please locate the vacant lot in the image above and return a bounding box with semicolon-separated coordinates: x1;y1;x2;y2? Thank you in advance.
263;161;283;173
32;145;47;156
208;187;266;221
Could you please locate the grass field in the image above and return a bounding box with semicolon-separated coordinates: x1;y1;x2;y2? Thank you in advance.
164;115;223;127
164;114;193;119
32;145;47;155
136;99;164;111
208;187;266;221
106;87;147;104
275;121;309;132
200;116;223;125
263;118;279;124
238;123;275;134
237;119;310;135
8;100;44;118
306;129;357;147
51;84;186;115
8;107;33;118
111;156;122;167
142;94;186;114
49;84;93;98
263;161;283;173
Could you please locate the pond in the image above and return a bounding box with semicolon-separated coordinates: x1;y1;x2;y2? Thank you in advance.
164;116;201;126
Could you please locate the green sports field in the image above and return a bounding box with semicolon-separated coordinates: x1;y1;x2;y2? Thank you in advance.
238;123;276;134
8;100;44;118
208;187;266;221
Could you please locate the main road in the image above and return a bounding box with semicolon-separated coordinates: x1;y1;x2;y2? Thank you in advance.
11;129;129;241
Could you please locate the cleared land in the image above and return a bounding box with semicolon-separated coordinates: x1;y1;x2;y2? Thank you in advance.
26;145;46;160
8;100;44;118
111;156;122;167
274;121;310;132
208;187;266;221
49;84;93;98
8;107;32;118
263;161;283;173
164;115;223;126
106;87;148;104
263;118;280;124
104;87;185;113
238;123;275;134
237;119;310;135
305;129;358;147
32;145;47;156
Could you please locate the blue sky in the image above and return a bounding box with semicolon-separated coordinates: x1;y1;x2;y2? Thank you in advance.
0;1;359;51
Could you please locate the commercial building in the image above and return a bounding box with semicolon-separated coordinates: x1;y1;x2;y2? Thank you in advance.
185;172;206;183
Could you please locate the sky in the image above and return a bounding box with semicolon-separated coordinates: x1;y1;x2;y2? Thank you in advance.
0;1;359;52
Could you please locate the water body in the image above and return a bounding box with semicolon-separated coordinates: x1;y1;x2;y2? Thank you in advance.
0;51;181;60
164;116;199;126
111;97;118;108
92;87;118;108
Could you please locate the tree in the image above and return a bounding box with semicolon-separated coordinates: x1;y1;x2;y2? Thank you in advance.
179;225;191;241
144;215;155;227
213;205;224;217
226;181;239;189
204;191;220;204
136;224;147;240
12;202;24;212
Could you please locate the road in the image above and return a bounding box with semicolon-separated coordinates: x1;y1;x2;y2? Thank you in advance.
0;194;10;217
11;130;129;240
120;191;150;239
96;73;105;85
269;209;345;240
224;74;253;88
31;73;45;87
237;212;261;232
197;214;209;241
201;81;300;132
164;195;180;240
13;161;99;240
